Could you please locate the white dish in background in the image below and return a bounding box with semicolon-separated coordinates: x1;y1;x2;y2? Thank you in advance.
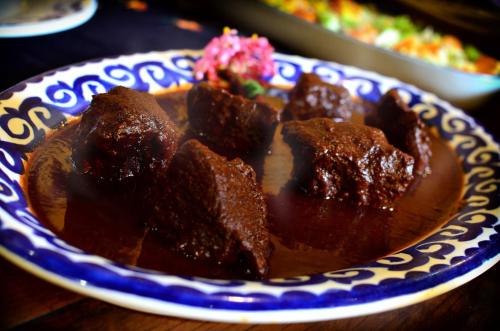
0;0;97;38
214;0;500;109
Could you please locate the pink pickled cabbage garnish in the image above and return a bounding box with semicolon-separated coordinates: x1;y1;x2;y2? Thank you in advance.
194;27;275;82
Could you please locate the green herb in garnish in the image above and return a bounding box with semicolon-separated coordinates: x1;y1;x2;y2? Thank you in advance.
243;79;266;99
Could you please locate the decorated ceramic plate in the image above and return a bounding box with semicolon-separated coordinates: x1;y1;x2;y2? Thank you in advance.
0;0;97;38
0;49;498;323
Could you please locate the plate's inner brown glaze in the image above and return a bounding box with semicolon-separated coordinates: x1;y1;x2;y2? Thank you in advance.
25;87;464;279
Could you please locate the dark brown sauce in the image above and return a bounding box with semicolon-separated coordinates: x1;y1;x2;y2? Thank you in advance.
25;88;464;279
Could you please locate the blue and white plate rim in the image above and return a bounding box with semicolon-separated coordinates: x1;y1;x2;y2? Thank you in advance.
0;49;498;324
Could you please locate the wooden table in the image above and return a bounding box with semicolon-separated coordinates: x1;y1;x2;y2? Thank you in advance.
1;258;498;330
0;1;499;330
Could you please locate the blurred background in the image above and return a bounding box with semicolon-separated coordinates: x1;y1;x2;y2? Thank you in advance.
0;1;498;83
1;0;498;135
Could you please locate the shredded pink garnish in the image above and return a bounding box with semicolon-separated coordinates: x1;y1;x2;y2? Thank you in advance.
194;27;275;82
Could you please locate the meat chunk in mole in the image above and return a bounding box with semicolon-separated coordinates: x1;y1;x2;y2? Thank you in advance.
365;89;432;177
283;73;353;122
72;86;178;188
187;82;279;159
150;139;270;278
282;118;415;210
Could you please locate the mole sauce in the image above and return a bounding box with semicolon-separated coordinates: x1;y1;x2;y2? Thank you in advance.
24;88;464;279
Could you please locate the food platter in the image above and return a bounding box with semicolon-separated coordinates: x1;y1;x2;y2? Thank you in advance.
0;49;498;323
214;0;500;108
